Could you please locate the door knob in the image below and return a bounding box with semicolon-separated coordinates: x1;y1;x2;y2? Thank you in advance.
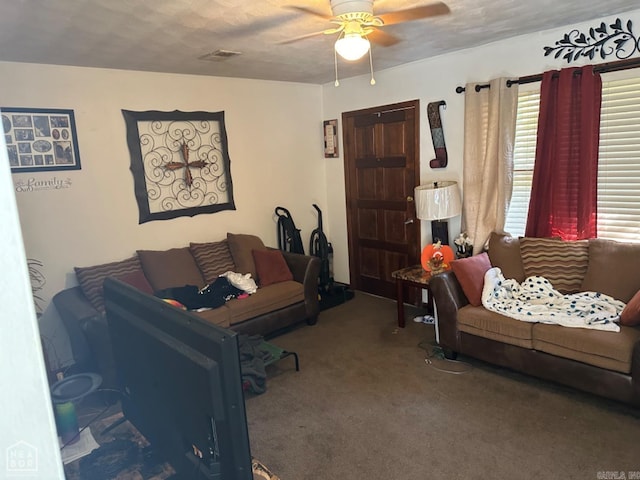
407;195;414;202
404;218;414;225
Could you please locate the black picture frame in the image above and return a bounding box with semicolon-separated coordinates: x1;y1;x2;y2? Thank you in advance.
323;119;339;158
2;107;81;173
122;109;236;224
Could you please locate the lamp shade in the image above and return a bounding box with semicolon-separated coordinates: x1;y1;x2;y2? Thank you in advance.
415;181;462;221
335;33;370;61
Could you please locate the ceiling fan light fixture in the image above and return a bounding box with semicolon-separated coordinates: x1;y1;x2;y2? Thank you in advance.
334;33;370;61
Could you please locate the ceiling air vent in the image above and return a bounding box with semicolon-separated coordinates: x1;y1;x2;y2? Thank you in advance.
198;50;243;62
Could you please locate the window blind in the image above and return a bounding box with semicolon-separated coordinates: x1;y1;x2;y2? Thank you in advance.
598;77;640;243
504;89;539;236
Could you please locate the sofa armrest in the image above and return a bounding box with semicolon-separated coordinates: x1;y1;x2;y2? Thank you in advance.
282;251;321;322
52;287;117;388
52;287;101;366
632;337;640;405
429;271;469;353
53;286;101;324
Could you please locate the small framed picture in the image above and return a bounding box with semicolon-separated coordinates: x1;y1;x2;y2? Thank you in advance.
323;119;339;158
2;107;81;173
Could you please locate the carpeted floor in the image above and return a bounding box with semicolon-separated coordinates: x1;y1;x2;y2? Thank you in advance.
244;292;640;480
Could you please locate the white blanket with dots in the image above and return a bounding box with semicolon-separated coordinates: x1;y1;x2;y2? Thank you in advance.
481;267;624;332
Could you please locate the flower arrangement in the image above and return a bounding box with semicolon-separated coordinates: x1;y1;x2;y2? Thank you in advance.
454;232;474;258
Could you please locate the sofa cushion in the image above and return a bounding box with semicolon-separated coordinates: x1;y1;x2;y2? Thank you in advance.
457;305;534;348
117;270;154;295
225;281;304;325
620;290;640;326
227;233;267;280
450;253;491;307
194;305;232;329
190;240;236;284
253;249;293;287
581;238;640;303
520;237;589;294
75;256;142;313
137;247;205;291
487;232;525;282
532;323;640;374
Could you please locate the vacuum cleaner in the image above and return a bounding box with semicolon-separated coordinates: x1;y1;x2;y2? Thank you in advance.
309;204;354;310
275;206;304;255
309;204;334;293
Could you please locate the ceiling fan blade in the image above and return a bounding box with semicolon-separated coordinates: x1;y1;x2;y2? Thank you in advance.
377;2;450;26
285;5;333;20
277;30;330;45
367;28;401;47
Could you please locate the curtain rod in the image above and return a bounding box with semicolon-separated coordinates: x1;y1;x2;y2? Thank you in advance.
454;56;640;93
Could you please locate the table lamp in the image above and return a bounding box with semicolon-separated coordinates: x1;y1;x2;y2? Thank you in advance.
414;180;462;246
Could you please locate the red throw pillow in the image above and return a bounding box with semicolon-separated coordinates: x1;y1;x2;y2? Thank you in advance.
450;253;492;307
117;270;154;295
620;290;640;326
252;249;293;287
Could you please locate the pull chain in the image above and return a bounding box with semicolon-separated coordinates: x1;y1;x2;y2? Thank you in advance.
369;46;376;86
334;48;340;87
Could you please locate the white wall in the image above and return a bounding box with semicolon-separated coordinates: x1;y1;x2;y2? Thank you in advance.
0;129;64;478
321;8;640;285
0;62;325;368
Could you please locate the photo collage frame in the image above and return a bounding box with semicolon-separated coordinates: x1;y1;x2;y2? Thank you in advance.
2;107;81;173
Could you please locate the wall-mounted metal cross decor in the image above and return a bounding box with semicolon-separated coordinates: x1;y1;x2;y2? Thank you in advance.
164;142;208;189
122;109;235;224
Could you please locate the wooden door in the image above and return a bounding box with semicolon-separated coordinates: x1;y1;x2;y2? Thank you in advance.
342;100;421;299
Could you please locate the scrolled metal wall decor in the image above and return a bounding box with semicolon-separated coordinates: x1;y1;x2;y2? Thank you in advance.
122;109;235;224
544;18;639;63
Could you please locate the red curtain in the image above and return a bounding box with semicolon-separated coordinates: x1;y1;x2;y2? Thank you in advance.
525;65;602;240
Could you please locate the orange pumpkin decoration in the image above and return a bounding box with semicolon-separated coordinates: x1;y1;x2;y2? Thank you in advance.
421;243;455;273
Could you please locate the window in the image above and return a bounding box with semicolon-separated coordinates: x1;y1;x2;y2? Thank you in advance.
504;89;539;236
598;77;640;242
505;76;640;243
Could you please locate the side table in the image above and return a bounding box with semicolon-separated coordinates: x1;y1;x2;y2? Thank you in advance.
391;265;433;328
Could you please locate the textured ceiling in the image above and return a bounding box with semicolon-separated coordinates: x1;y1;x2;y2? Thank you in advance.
0;0;639;84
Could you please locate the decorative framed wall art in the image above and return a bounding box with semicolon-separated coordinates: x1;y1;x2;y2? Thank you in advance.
323;119;339;158
2;107;81;173
427;100;448;168
122;109;235;224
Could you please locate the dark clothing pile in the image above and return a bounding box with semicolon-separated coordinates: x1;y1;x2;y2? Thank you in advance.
154;277;244;310
238;335;279;395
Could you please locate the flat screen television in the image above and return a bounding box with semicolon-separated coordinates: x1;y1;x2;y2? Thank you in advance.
103;277;253;480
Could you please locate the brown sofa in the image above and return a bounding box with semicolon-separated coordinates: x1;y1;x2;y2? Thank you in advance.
430;232;640;407
53;233;320;388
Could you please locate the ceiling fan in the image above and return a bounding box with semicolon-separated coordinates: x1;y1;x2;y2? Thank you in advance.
280;0;450;61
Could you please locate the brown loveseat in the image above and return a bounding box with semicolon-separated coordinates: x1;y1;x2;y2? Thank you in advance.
53;233;320;388
430;232;640;407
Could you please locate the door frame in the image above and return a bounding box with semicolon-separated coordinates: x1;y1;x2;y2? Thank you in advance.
342;99;421;293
